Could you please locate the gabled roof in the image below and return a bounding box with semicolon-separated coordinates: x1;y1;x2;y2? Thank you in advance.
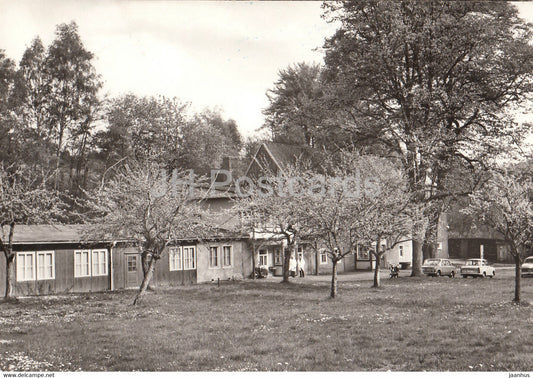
262;142;307;171
245;142;321;177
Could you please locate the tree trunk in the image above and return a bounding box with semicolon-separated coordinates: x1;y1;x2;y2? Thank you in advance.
141;250;154;290
251;239;256;280
330;260;338;298
133;257;157;305
423;208;440;260
411;238;423;277
315;246;319;276
282;243;293;283
3;224;16;299
373;254;381;288
514;254;521;303
54;129;63;191
295;247;299;280
4;254;15;298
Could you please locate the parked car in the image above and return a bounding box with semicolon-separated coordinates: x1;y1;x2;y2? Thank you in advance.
460;259;495;278
521;256;533;278
422;258;457;277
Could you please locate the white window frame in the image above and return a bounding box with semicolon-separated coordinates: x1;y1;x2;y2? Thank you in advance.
258;250;268;266
399;246;404;257
223;245;232;267
36;251;55;280
74;250;91;278
183;246;196;270
209;246;219;268
274;249;282;265
169;247;182;271
320;250;328;265
91;249;108;276
16;252;36;282
74;249;109;278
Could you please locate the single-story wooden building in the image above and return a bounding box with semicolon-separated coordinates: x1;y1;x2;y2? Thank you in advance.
0;225;140;296
0;225;254;296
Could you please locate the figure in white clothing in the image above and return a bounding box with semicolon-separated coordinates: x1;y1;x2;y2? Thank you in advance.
299;255;305;277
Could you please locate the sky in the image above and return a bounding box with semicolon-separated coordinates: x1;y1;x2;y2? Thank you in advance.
0;0;337;137
1;1;533;138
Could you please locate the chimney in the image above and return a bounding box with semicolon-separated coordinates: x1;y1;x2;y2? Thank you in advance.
221;156;232;172
214;157;233;183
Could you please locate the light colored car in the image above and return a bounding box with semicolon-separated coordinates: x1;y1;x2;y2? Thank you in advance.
422;258;457;277
460;259;495;278
521;256;533;278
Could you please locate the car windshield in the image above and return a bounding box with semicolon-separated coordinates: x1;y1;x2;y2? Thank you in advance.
524;257;533;264
424;259;440;266
466;260;482;266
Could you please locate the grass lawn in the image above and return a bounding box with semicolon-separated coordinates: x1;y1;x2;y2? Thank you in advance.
1;268;533;372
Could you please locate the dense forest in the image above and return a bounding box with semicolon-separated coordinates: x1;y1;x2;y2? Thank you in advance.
0;22;247;202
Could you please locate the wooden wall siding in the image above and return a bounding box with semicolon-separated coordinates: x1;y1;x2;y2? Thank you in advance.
0;252;5;296
113;246;140;290
10;244;117;296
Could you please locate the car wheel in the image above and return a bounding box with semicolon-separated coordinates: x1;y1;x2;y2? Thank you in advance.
462;275;467;278
450;271;455;278
436;271;441;277
482;272;487;278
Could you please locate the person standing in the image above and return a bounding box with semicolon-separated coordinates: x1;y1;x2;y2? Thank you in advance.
289;255;297;277
299;255;306;277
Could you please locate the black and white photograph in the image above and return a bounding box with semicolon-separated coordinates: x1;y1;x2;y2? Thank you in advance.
2;0;533;374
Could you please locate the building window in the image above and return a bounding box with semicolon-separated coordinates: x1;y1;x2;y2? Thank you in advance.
183;246;195;270
209;246;219;268
17;251;56;281
37;251;55;280
127;255;137;272
169;247;182;271
358;247;369;260
92;249;108;276
74;250;91;277
16;252;35;281
320;250;328;264
258;250;268;266
399;246;403;257
74;249;108;278
223;246;232;267
274;249;282;265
